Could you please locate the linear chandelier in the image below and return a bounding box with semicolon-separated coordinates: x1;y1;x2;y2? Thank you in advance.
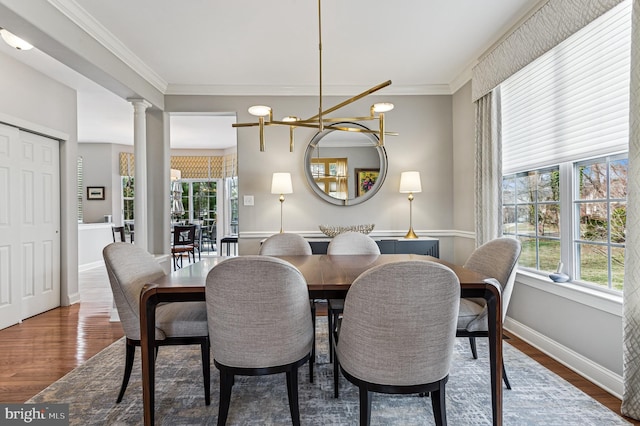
233;0;397;152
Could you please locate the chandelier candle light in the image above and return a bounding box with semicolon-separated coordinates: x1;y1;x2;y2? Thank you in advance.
271;172;293;233
233;0;397;152
399;171;422;239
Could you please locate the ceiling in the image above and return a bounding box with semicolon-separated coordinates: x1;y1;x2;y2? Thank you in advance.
0;0;541;149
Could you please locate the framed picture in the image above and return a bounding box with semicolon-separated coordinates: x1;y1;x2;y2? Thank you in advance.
355;169;380;197
87;186;105;200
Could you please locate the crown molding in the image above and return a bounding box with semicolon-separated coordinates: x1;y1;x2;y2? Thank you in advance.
165;83;454;97
449;61;474;94
47;0;168;93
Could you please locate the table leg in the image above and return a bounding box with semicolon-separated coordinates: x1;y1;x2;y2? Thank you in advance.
140;290;157;426
486;287;503;426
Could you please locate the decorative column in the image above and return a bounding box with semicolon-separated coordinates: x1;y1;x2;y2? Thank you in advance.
129;98;152;252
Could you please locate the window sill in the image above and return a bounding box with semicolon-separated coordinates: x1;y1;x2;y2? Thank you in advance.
516;269;623;317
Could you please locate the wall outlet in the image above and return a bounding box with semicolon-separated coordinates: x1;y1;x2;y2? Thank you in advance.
243;195;254;206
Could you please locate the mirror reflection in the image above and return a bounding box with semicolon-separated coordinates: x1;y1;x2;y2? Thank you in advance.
304;123;388;206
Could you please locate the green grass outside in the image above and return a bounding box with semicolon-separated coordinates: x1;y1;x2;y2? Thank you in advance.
517;238;623;291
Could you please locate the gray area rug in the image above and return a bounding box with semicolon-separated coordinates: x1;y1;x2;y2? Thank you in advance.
28;318;629;425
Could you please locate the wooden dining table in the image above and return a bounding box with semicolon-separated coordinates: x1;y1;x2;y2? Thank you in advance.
139;254;503;425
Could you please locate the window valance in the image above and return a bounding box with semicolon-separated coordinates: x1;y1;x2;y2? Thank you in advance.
119;152;237;178
472;0;624;102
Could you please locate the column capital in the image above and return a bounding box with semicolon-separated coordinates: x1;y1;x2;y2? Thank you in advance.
127;98;152;111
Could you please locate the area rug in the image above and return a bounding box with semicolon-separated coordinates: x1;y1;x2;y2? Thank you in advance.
28;318;629;425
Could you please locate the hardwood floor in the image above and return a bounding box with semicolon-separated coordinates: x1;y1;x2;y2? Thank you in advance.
0;265;637;424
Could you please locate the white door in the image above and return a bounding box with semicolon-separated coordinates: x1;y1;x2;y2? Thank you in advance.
0;123;60;329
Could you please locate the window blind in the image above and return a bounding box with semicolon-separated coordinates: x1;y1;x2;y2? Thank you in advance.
501;0;631;175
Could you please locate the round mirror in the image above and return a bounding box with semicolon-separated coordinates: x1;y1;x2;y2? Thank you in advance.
304;122;388;206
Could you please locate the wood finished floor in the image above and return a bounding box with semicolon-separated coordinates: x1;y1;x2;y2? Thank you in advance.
0;264;637;424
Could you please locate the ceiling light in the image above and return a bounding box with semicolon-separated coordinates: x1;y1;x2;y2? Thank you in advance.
0;28;33;51
234;0;397;152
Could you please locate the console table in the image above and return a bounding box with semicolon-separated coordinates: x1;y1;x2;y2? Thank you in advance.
307;237;439;257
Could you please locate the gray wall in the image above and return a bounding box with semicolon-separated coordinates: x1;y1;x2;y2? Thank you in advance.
451;81;477;264
165;93;457;257
78;143;131;225
0;50;79;305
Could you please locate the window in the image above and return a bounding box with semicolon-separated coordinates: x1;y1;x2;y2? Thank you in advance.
173;180;218;225
574;155;627;290
500;1;630;293
77;156;83;222
502;167;560;272
227;177;238;235
122;176;135;221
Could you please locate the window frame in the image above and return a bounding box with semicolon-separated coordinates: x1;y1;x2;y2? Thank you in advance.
502;152;627;296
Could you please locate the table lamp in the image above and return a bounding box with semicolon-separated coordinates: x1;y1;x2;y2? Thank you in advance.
399;171;422;239
271;172;293;233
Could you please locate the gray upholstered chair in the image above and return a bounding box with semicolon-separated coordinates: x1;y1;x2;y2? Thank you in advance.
326;231;380;255
205;256;313;426
103;242;210;405
259;233;312;256
457;237;521;389
259;233;315;381
333;260;460;425
326;231;381;362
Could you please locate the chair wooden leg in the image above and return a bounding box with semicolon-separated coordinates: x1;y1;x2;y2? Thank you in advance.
310;301;315;383
328;306;334;363
468;336;478;359
116;340;136;403
286;366;301;426
358;388;372;426
201;338;211;405
430;380;447;426
333;351;340;398
217;371;233;426
503;360;512;389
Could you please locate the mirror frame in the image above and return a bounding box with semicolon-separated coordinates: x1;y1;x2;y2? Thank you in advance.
303;122;388;206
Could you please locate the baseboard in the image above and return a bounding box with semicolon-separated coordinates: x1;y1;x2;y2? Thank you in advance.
79;260;104;272
504;317;623;399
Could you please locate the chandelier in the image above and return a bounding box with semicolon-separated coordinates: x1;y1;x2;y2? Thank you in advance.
233;0;397;152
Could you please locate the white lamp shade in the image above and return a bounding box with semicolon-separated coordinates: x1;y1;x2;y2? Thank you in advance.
0;29;33;50
399;171;422;193
372;102;394;113
271;172;293;194
248;105;272;117
170;169;181;181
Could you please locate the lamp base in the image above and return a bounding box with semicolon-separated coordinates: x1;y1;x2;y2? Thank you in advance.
404;228;418;239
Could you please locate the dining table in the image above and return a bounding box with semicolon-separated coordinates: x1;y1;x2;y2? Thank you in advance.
139;254;503;425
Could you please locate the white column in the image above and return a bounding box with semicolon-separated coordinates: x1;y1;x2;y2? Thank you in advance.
129;98;152;252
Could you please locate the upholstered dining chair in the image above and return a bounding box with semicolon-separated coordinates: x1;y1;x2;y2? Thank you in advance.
326;231;381;362
205;256;313;426
259;232;313;256
102;242;210;405
258;233;315;381
457;237;521;389
171;224;197;270
332;260;460;425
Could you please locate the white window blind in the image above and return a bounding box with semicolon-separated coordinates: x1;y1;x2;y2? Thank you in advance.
501;0;631;175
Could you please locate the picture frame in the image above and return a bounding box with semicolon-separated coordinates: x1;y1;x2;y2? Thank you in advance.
355;169;380;197
87;186;105;200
